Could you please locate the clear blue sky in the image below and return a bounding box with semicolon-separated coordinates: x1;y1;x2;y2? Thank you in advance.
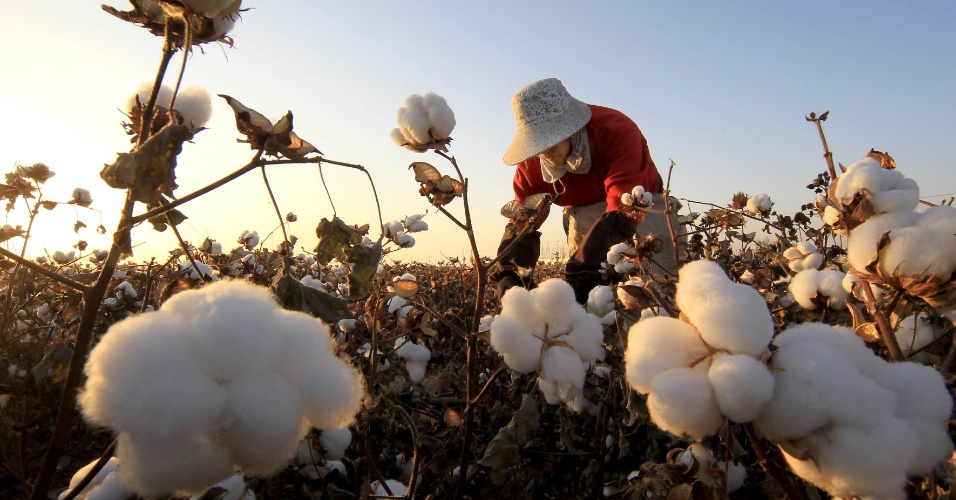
1;1;953;264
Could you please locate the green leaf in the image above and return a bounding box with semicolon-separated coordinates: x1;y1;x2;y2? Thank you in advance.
99;124;192;204
314;217;362;265
478;393;541;485
272;271;352;324
346;242;381;301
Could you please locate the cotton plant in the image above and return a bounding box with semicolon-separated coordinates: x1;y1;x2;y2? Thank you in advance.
755;322;954;499
390;93;456;152
585;285;616;320
395;335;431;383
489;279;605;406
606;242;636;275
782;241;823;272
788;268;849;310
78;280;365;497
620;185;653;208
238;230;260;250
624;259;776;439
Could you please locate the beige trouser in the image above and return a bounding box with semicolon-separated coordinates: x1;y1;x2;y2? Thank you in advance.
564;194;683;275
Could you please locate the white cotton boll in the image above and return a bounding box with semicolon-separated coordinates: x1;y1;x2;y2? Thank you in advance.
207;12;237;40
53;250;75;264
127;82;173;113
707;353;775;423
395;337;431;363
822;205;842;228
878;205;956;281
894;314;944;362
405;361;427;383
564;309;605;364
795;240;817;255
372;479;408;496
586;285;615;318
390;127;408;146
79;313;225;441
539;346;586;403
116;432;234;497
220;374;308;475
531;279;579;320
774;322;885;376
479;314;494;332
325;460;347;476
423;92;456;139
746;193;771;214
174;85;212;129
387;295;407;315
835;157;919;214
720;461;747;492
300;275;325;292
789;269;848;310
394;232;415;248
117;281;137;298
620;192;633;205
647;367;724;440
407;220;428;232
675;260;774;357
59;457;125;500
489;315;544;373
614;260;634;274
871;361;954;474
537;377;563;405
845;210;917;272
398;104;431;145
568;393;600;416
783;418;917;500
319;427;352;461
383;220;403;238
624;316;708;394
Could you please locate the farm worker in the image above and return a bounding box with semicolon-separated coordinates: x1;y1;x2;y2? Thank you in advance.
491;78;680;303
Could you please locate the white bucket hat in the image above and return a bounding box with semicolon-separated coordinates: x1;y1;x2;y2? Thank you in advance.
503;78;592;166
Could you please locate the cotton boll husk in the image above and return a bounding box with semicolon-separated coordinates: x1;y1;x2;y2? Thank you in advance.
845;210;918;272
624;316;708;394
783;418;917;500
539;346;586;403
60;457;123;499
219;374;309;475
319;427;352;461
647;366;724;440
675;264;774;357
586;285;615;318
563;309;605;364
175;85;212;129
871;362;954;474
489;315;544;373
707;353;775;423
116;431;234;497
79;313;225;441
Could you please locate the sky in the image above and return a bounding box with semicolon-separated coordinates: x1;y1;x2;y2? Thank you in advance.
1;1;954;266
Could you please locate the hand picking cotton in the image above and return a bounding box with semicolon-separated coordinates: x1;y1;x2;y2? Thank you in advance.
78;280;365;497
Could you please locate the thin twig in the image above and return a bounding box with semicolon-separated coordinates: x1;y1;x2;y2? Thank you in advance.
260;166;289;244
805;111;837;182
61;439;116;500
470;363;507;406
0;248;90;293
663;160;681;270
317;163;337;217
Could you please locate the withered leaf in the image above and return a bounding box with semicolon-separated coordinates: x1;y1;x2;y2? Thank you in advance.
73;221;87;233
410;162;442;183
478;393;540;485
100;124;192;204
314;217;363;265
272;272;352;324
346;242;382;301
219;94;274;145
40;201;58;210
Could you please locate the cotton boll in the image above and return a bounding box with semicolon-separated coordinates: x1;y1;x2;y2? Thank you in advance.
128;82;173;113
878;206;956;281
423;92;456;139
707;353;775;423
116;432;234;497
531;278;578;321
220;374;309;475
783;418;917;499
372;479;408;496
563;309;605;364
871;362;954;474
207;12;237;40
319;427;352;461
390;127;408;146
59;457;126;500
539;346;587;403
746;193;771;214
835;157;919;214
789;269;849;310
773;323;884;376
720;461;747;492
845;211;917;272
537;377;563;405
398;105;431;145
174;85;212;129
80;313;225;440
675;261;774;357
894;314;943;362
287;354;365;430
624;316;709;394
647;367;724;440
405;361;427;383
395;336;431;363
586;286;615;318
490;315;544;373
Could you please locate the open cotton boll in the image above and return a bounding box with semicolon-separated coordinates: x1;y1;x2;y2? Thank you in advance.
116;432;234;497
539;346;587;404
647;366;724;439
174;85;212;129
783;418;917;500
877;205;956;281
390;127;407;146
283;350;365;430
675;260;774;357
707;353;775;423
127;82;173;112
489;315;544;373
79;313;225;441
395;336;431;383
773;323;885;376
745;193;771;214
624;316;709;394
562;309;605;363
372;479;408;496
846;210;918;272
894;314;944;362
423;92;456;139
319;427;352;461
531;278;579;320
586;285;615;318
398;103;431;145
219;374;308;475
834;157;919;214
789;269;849;310
59;457;127;500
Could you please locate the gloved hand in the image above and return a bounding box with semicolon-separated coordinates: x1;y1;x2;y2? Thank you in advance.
496;275;521;301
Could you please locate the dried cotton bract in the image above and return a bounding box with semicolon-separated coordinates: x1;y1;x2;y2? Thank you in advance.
390;93;456;152
490;279;604;406
78;280;365;497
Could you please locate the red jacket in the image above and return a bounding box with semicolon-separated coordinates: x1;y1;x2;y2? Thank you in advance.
511;104;660;223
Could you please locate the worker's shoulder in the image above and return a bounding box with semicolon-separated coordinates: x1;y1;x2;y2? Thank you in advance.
586;104;642;136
